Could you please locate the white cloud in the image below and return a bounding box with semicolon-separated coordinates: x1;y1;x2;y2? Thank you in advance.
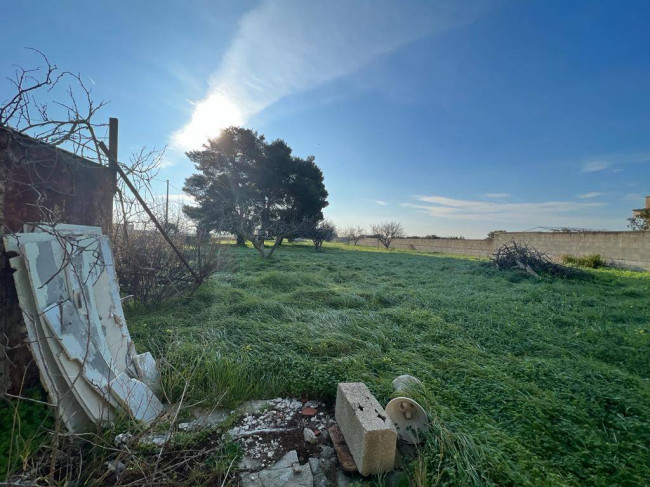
577;192;602;199
483;193;511;199
172;0;489;150
581;160;612;173
373;200;388;206
404;194;607;226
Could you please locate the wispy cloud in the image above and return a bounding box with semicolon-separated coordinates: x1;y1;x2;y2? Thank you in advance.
172;0;490;150
577;192;602;199
581;160;612;173
483;192;511;199
403;194;607;226
373;200;388;206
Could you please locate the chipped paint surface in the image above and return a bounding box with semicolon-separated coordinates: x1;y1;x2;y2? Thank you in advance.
108;372;163;423
134;352;160;392
2;225;162;432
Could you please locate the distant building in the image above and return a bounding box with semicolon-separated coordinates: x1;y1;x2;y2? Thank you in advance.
632;196;650;217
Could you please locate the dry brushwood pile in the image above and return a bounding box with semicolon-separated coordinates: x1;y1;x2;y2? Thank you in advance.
492;240;580;278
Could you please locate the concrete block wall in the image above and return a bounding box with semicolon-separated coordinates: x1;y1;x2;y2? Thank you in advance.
492;231;650;271
356;231;650;271
356;237;493;257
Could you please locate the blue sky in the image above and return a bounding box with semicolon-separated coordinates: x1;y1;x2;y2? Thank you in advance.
2;0;649;237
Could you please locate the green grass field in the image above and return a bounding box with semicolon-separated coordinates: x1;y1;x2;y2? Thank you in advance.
123;242;650;486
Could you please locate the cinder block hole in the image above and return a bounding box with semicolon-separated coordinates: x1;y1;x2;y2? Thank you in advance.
375;410;386;421
358;404;364;412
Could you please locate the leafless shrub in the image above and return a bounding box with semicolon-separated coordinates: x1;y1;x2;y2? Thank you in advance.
342;225;364;245
112;194;232;304
0;49;227;302
371;221;404;249
0;49;108;163
112;229;231;305
492;240;580;278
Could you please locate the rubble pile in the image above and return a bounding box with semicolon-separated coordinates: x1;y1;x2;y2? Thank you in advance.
227;398;335;478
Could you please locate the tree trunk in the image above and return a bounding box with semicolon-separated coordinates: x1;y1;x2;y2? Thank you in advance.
236;234;246;246
252;238;268;258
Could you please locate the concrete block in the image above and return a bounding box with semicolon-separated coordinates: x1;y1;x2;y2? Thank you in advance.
335;382;397;476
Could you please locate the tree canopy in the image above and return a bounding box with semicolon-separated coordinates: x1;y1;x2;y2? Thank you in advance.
628;209;650;231
183;127;328;257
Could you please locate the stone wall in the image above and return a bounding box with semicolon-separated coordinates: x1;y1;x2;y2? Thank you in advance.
357;231;650;271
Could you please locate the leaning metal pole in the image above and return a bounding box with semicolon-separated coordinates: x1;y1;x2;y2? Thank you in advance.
98;141;201;283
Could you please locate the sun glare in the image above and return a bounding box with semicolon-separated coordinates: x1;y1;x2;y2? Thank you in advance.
173;92;244;150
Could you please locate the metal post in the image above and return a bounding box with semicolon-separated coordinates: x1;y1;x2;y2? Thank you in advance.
108;118;119;173
165;179;169;227
108;118;119;235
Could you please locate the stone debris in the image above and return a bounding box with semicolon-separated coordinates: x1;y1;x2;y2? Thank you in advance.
139;431;172;447
231;397;334;472
3;224;162;432
303;427;318;444
109;395;366;486
177;407;231;432
242;450;313;487
105;460;126;474
335;382;397;476
336;469;352;487
301;407;318;417
114;432;133;448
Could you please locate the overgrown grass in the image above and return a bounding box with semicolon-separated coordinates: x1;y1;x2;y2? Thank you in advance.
4;242;648;485
561;253;606;268
125;242;650;485
0;388;53;476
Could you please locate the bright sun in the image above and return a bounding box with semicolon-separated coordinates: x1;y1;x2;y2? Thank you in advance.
173;92;244;150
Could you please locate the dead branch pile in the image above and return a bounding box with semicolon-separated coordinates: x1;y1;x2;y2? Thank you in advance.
491;241;579;278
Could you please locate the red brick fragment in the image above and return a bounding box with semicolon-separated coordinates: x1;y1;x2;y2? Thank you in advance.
301;407;317;416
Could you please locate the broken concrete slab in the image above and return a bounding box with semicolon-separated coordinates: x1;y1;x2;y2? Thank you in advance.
133;352;160;391
3;225;163;432
241;450;313;487
139;431;172;447
5;251;92;432
178;407;230;432
335;382;397;476
309;456;333;487
5;235;114;425
108;372;163;423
